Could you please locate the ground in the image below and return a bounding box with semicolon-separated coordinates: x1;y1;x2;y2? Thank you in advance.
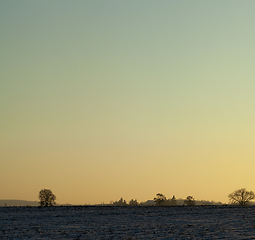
1;205;255;239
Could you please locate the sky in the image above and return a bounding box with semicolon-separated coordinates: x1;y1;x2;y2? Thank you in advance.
1;0;255;205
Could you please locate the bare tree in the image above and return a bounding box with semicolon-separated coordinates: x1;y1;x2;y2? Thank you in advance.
39;189;56;207
184;196;195;206
154;193;166;206
228;188;255;206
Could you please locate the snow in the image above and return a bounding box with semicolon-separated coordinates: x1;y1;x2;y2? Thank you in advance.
1;205;255;239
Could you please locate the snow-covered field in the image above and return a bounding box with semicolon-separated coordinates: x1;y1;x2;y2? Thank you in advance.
1;205;255;239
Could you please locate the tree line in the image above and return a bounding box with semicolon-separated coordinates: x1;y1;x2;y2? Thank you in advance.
38;188;255;207
153;193;196;206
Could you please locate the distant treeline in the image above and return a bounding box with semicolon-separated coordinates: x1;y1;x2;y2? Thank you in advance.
0;198;222;207
109;193;223;207
2;188;255;207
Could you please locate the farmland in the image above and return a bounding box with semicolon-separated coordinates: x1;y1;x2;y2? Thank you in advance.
1;205;255;239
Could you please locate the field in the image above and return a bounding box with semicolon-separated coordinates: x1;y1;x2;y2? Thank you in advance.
1;205;255;239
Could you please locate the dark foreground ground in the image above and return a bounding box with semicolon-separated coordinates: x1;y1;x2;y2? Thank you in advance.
1;205;255;239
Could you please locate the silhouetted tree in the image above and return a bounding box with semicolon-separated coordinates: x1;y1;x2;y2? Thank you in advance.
161;195;177;206
38;189;56;207
154;193;166;206
113;198;128;206
129;199;139;206
169;195;177;206
228;188;255;206
184;196;195;206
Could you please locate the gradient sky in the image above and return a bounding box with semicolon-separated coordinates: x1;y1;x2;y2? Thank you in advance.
1;0;255;205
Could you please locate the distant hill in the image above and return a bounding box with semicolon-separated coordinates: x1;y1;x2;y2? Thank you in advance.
0;200;39;207
140;200;155;206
